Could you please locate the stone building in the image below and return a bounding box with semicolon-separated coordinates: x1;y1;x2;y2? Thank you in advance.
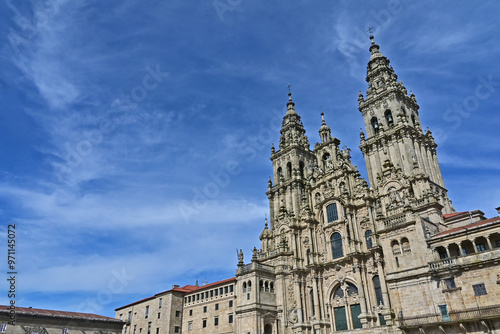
0;305;123;334
115;35;500;333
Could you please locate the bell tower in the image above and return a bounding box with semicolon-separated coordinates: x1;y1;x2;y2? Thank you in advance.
267;91;316;230
358;35;454;219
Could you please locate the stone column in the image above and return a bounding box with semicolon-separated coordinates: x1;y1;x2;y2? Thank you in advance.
312;275;321;319
353;261;370;328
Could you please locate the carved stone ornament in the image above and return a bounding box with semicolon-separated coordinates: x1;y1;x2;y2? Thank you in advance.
24;327;49;334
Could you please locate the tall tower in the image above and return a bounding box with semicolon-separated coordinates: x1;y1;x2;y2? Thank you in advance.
358;35;454;220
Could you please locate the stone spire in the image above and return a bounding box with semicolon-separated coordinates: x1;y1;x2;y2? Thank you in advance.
318;112;332;143
278;90;309;151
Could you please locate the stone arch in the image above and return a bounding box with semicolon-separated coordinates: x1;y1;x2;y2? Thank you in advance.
385;109;394;126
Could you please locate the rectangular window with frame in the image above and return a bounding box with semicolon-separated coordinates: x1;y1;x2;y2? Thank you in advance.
229;300;233;307
175;311;181;317
145;306;149;319
214;317;219;326
174;327;179;333
189;309;193;316
215;303;219;311
228;314;233;324
203;306;207;313
225;286;228;294
473;283;487;296
444;278;456;289
230;284;234;293
158;312;161;319
159;298;162;308
202;319;207;328
188;323;192;331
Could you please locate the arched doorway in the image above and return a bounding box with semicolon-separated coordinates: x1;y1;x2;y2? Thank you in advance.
264;324;272;334
330;282;362;330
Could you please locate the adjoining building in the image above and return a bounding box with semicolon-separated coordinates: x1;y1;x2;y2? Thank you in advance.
0;305;123;334
115;35;500;334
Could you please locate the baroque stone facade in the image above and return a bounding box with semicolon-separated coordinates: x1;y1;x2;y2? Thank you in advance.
115;36;500;334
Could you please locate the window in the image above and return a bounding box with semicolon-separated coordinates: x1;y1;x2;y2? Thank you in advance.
385;109;393;126
365;230;373;249
174;327;179;334
175;311;181;317
473;283;487;296
444;278;456;289
203;306;207;313
215;303;219;311
306;249;311;265
159;298;162;308
62;329;67;334
326;203;339;223
229;314;233;323
438;247;448;259
476;243;486;252
373;276;383;306
147;323;151;334
230;285;234;293
119;314;123;320
133;326;136;334
202;319;207;328
371;117;379;133
188;296;191;303
128;311;132;322
189;309;193;316
229;300;233;307
210;290;214;297
214;317;219;326
331;232;343;259
145;306;149;319
157;313;161;319
225;286;229;294
215;288;219;296
188;322;192;331
247;293;250;300
220;287;223;295
156;328;159;334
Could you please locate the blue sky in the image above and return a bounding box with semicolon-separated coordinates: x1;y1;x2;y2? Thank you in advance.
0;0;499;318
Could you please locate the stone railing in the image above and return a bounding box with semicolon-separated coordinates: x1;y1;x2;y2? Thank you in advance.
237;262;275;275
381;212;414;230
398;304;500;328
428;257;457;270
398;313;441;327
258;247;290;260
449;304;500;321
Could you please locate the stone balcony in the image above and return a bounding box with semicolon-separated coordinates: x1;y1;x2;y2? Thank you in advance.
398;304;500;328
428;247;500;271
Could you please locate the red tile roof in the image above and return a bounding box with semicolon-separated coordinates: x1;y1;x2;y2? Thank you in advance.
431;217;500;239
183;277;236;294
443;211;467;219
0;305;121;321
115;277;236;311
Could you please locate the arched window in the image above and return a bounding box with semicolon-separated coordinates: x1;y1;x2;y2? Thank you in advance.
365;230;373;249
391;240;400;255
242;282;247;292
326;203;339;223
264;324;272;334
247;280;252;291
373;275;383;306
287;162;292;179
306;249;311;265
346;283;358;296
411;114;416;126
259;280;264;292
371;117;379;134
331;232;343;259
265;281;269;292
385;109;394;126
277;167;283;181
270;282;274;293
401;238;411;253
299;161;305;178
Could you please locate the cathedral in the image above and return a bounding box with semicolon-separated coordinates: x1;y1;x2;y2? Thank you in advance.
115;36;500;334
